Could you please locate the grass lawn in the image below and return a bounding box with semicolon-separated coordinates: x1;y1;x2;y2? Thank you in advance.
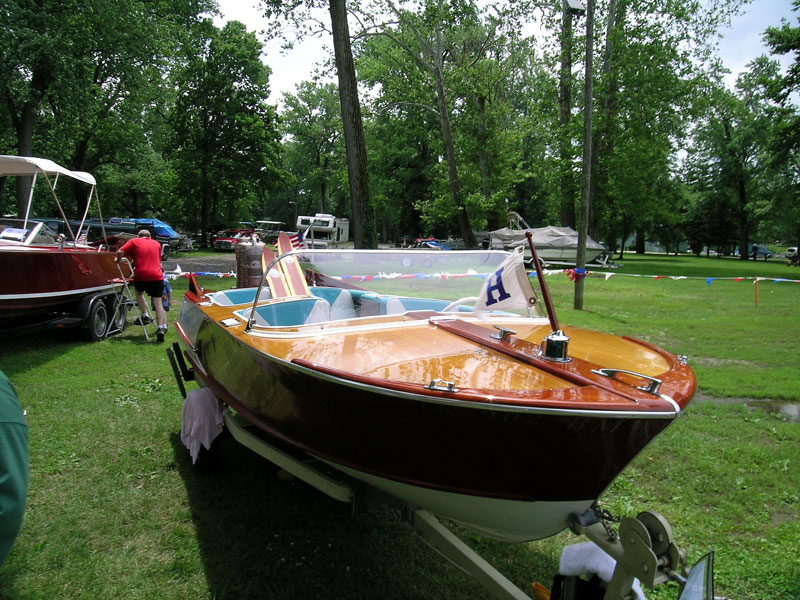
0;252;797;600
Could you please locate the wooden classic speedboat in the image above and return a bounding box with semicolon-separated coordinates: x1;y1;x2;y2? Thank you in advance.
0;155;130;337
175;240;696;543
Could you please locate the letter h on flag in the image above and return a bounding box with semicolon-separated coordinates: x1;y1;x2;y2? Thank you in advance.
474;246;537;315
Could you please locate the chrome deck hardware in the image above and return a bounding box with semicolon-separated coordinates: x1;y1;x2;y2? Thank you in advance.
490;326;516;342
540;329;571;362
426;379;459;393
591;368;663;396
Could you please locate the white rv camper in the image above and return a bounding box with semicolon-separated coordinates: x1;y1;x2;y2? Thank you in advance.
295;213;349;248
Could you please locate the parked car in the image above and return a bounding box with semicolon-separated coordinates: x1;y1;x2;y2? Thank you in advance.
787;247;797;259
750;244;773;260
32;217;174;258
212;227;253;251
254;221;284;243
111;218;181;251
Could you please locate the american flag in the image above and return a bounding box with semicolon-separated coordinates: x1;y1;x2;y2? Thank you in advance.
76;229;88;245
289;229;306;249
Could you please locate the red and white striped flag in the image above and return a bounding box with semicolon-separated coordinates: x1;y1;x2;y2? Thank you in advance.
289;228;306;249
76;230;88;245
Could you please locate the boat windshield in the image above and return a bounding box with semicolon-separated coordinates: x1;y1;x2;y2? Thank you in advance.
0;219;57;245
288;248;544;318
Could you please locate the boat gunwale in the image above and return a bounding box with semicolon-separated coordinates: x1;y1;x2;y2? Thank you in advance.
201;296;694;412
174;317;680;419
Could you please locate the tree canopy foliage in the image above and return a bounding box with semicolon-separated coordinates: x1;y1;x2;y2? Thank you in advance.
0;0;797;255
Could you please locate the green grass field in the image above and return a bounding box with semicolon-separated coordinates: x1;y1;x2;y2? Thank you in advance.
0;253;797;600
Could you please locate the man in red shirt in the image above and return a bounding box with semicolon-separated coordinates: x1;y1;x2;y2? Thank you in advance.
116;230;168;342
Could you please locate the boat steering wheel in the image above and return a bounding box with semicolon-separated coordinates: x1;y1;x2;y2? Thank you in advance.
442;296;479;312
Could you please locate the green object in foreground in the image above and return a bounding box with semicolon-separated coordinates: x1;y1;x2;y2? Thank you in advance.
0;370;28;566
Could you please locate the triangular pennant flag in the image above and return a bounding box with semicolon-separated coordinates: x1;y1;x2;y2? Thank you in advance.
474;246;537;314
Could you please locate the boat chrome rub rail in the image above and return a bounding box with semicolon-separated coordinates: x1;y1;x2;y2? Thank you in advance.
290;357;677;418
174;321;196;352
0;282;123;301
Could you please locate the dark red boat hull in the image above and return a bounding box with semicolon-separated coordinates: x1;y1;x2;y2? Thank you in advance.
186;317;675;504
0;246;124;322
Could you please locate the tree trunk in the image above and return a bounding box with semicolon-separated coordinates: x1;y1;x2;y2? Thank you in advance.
329;0;376;248
618;214;631;260
474;95;492;199
574;0;594;311
200;168;209;247
589;0;623;240
433;26;476;248
558;3;576;229
132;189;140;218
15;103;37;217
635;229;645;254
13;35;53;217
321;155;329;213
738;175;750;261
721;118;750;261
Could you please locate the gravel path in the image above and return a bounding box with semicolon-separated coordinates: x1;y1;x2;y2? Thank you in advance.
162;252;236;274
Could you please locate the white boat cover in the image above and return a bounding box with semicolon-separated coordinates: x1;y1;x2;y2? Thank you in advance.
0;155;96;186
489;225;605;252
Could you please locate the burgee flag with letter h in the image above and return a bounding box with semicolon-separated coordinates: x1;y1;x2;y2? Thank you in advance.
474;246;537;315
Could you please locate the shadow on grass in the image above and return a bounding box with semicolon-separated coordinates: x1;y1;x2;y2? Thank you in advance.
169;431;493;599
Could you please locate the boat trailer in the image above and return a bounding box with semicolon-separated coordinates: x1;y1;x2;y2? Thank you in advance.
167;344;714;600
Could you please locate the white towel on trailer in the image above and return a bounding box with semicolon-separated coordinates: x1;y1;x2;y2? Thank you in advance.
180;387;225;464
559;541;646;600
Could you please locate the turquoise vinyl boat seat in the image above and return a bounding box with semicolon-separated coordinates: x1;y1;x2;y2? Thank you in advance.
231;286;476;327
209;287;271;306
245;297;331;327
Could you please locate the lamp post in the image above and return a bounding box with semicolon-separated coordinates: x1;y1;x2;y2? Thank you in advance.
575;0;594;311
558;0;586;229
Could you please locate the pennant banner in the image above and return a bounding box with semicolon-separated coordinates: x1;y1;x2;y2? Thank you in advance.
164;262;800;286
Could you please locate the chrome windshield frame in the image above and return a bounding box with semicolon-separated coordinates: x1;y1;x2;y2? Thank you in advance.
245;248;522;332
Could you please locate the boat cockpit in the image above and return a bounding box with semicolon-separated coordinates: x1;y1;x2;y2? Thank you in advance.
191;248;543;332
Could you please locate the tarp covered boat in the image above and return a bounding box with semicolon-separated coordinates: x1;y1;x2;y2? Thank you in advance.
175;241;695;543
487;212;608;266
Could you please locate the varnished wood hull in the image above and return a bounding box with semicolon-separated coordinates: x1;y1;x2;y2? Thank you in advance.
0;245;123;322
176;287;696;542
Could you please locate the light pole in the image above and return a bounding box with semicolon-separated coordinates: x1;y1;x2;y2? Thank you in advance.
558;0;586;230
575;0;594;311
